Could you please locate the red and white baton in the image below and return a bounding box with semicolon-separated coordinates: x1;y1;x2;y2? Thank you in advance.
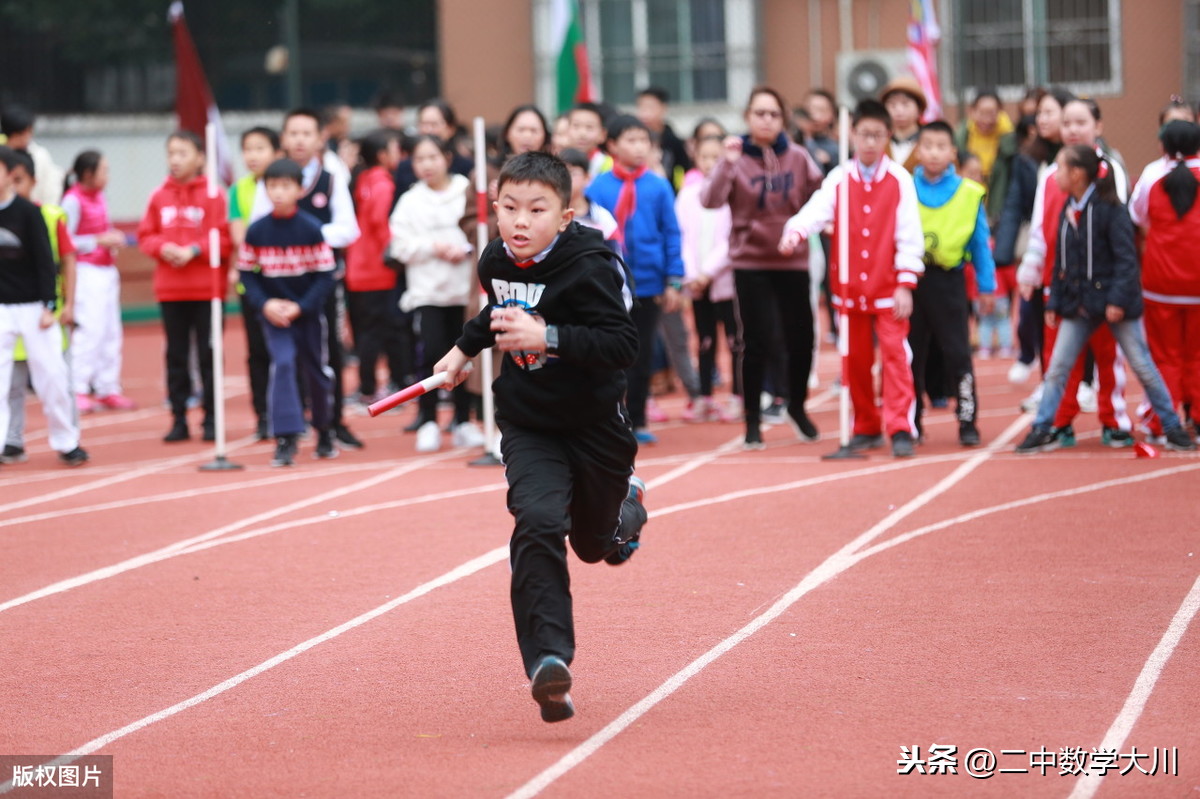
366;364;472;418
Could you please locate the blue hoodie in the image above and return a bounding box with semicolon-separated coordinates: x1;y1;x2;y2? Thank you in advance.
587;169;684;297
913;165;997;294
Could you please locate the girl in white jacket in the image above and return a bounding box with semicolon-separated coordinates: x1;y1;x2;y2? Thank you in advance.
389;135;482;452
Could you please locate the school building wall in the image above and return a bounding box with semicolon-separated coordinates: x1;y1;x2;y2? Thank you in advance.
439;0;1185;174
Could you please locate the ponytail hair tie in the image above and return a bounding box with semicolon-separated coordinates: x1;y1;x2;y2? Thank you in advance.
1097;159;1109;179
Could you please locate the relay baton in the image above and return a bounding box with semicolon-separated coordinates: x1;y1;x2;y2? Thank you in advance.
367;364;472;417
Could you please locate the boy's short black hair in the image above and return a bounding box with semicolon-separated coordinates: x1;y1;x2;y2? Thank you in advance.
0;145;19;172
168;129;204;151
283;107;322;130
637;86;670;105
568;102;606;127
557;148;590;173
605;114;650;142
263;157;304;185
373;90;405;112
8;148;35;177
497;151;571;209
242;126;280;151
0;105;34;137
918;120;955;142
852;99;892;131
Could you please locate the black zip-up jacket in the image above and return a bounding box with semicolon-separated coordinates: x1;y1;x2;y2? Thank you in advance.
1048;196;1143;322
456;222;638;431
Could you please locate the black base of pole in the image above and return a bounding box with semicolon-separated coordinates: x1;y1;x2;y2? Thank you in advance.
199;455;245;471
468;452;503;467
821;446;867;461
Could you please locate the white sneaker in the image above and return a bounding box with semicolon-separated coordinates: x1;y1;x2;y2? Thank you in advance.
1076;382;1098;414
1008;360;1033;384
1020;383;1044;412
416;421;442;452
451;421;486;448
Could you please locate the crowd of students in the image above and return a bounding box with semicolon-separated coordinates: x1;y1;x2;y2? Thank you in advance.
1;79;1198;469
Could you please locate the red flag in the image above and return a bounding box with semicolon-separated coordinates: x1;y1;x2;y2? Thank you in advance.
906;0;942;122
170;2;233;185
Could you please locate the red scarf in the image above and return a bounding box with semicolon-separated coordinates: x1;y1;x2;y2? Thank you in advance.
611;162;647;246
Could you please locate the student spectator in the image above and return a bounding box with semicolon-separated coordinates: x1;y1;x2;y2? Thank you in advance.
1;105;64;206
881;77;926;173
136;130;231;443
953;88;1013;192
228;126;280;440
62;149;133;413
802;89;841;176
392;99;473;205
566;102;611;175
498;105;552;162
588;115;684;445
781;99;925;458
635;87;692;191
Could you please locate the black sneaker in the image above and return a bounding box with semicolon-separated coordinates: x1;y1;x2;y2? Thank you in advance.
163;416;189;443
271;435;298;467
1164;427;1198;451
743;425;765;451
1053;425;1077;448
254;419;270;442
606;476;646;565
0;444;27;463
786;405;819;442
958;421;981;447
58;446;89;467
530;655;574;723
202;418;216;442
1015;427;1058;454
315;429;339;459
761;399;786;426
1101;427;1134;448
891;431;915;458
847;433;885;451
333;422;364;449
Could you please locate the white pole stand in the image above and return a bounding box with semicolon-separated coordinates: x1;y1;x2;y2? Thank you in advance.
468;116;502;468
823;105;865;461
199;121;243;472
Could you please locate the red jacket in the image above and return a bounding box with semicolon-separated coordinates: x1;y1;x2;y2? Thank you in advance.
137;175;230;302
1131;158;1200;300
346;166;397;292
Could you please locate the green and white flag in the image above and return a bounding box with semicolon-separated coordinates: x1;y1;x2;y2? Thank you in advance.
553;0;595;114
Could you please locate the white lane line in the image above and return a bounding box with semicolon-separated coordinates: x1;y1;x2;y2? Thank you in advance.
1066;582;1200;799
0;460;424;531
0;546;511;796
0;436;260;516
504;413;1031;799
0;450;463;614
0;432;749;788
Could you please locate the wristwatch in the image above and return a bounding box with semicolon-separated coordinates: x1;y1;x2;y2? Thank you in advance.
544;324;560;357
668;279;684;292
44;300;56;312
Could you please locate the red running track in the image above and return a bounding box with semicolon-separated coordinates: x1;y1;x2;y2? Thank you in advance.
1;319;1197;798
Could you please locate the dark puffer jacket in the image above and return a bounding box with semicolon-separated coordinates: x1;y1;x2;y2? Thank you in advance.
1048;196;1143;321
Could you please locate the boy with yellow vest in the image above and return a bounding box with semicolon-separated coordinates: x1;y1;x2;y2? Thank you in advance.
910;120;995;446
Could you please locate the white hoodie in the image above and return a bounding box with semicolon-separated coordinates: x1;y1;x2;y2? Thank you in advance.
389;173;473;312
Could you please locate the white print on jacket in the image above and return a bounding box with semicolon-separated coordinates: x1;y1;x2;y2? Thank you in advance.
491;278;548;370
160;206;205;227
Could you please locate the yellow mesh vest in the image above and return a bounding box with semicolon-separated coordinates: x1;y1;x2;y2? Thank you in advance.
918;179;985;270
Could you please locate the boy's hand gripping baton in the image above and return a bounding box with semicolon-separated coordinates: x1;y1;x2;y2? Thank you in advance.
366;364;472;417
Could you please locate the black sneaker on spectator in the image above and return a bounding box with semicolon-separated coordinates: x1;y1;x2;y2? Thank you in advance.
891;431;915;458
315;429;338;459
0;444;28;463
847;433;885;451
743;426;765;451
254;419;270;442
1164;427;1198;451
958;422;981;447
786;405;819;442
333;422;364;449
1015;427;1058;454
163;416;189;443
761;399;786;426
271;435;299;467
58;446;89;467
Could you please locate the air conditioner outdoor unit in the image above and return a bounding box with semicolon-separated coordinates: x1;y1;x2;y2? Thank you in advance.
836;49;910;105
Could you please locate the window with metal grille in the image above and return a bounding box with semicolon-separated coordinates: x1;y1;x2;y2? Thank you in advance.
955;0;1121;96
534;0;757;113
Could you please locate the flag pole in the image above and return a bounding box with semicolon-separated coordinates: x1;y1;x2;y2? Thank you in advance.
468;116;502;467
823;104;864;461
200;121;242;472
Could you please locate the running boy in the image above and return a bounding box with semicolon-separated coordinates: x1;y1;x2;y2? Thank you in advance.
909;120;995;446
780;99;925;457
433;151;647;723
587;115;684;444
238;159;338;466
0;146;87;466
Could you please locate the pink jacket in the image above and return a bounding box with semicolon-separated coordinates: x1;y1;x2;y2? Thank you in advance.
675;170;733;302
62;184;115;267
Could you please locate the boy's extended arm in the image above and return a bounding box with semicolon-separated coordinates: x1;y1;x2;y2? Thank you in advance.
783;165;841;240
